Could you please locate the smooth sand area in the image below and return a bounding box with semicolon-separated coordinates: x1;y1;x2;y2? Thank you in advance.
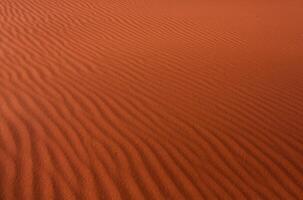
1;0;303;199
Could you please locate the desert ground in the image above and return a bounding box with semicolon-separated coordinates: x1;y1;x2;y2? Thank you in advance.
1;0;303;199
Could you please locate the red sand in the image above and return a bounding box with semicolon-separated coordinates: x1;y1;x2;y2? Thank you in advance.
1;0;303;199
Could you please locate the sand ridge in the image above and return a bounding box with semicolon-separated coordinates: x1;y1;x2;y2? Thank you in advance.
1;0;303;199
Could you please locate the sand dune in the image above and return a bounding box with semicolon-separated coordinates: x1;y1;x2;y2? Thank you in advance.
1;0;303;199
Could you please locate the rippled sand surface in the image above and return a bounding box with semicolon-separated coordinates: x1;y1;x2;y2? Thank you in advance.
1;1;303;199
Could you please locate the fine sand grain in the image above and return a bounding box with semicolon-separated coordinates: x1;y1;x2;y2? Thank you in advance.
1;0;303;199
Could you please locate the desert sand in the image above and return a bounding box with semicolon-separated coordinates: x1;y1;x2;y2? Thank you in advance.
1;0;303;199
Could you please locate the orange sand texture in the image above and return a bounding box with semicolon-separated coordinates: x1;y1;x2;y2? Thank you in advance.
1;0;303;199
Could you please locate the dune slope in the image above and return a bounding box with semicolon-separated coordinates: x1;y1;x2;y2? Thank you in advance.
1;0;303;199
